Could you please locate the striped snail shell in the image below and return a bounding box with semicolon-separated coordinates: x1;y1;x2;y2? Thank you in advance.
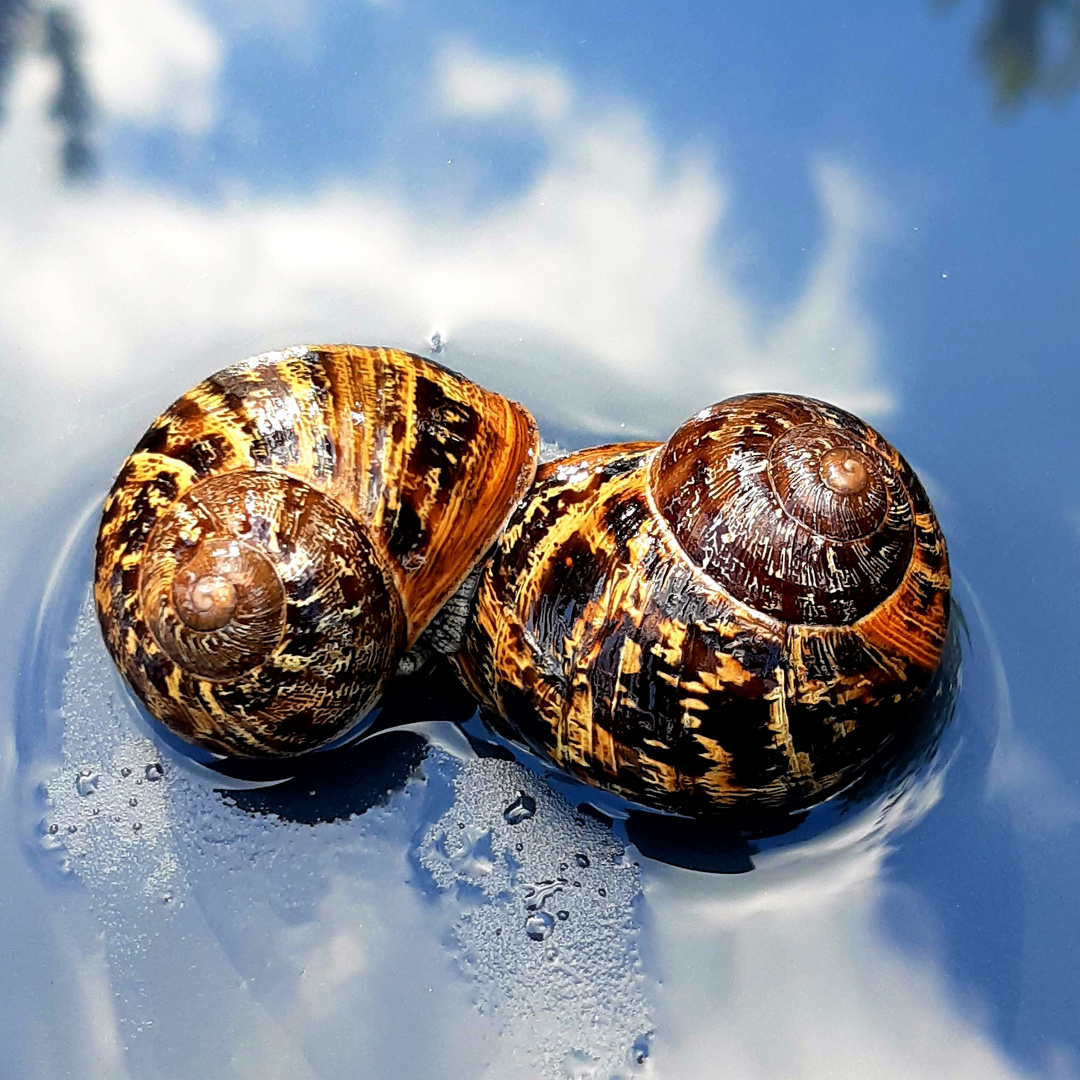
453;393;951;817
95;345;538;757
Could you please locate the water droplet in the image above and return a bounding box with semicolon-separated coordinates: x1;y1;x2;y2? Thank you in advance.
516;842;524;851
430;331;444;354
48;823;58;835
145;763;163;782
557;909;569;921
129;797;138;807
523;879;564;911
597;887;607;897
494;928;502;936
559;862;568;872
525;910;555;941
575;853;590;868
162;894;171;904
67;824;77;834
75;771;100;797
633;1034;650;1064
503;791;536;825
132;822;142;832
120;767;131;778
447;825;494;879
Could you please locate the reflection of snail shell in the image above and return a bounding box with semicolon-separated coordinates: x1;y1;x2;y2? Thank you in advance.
95;345;538;757
454;393;951;817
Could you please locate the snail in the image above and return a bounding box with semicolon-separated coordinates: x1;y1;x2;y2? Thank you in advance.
94;345;538;757
453;393;951;818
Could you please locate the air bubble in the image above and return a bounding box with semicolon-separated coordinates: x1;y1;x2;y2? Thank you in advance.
129;797;138;807
557;909;569;921
120;767;131;778
75;770;100;796
575;853;590;868
525;910;555;941
633;1034;651;1064
48;822;58;835
503;792;536;825
145;763;163;782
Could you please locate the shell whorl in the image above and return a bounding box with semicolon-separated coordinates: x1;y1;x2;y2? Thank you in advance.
95;345;539;756
455;392;951;818
130;471;404;753
649;393;919;626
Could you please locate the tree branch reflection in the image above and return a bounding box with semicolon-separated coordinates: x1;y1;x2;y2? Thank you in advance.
943;0;1080;105
0;1;95;180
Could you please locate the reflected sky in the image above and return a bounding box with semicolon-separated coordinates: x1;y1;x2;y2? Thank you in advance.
0;2;1078;1078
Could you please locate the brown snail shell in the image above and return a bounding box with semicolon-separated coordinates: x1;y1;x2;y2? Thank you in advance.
453;393;951;817
95;345;538;756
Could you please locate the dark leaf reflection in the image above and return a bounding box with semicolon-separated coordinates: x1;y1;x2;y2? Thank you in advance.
0;1;95;180
42;6;94;179
942;0;1080;105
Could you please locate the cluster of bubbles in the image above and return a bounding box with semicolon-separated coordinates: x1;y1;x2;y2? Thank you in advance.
418;757;652;1078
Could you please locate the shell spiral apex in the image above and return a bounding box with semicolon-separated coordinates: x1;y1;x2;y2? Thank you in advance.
95;345;539;757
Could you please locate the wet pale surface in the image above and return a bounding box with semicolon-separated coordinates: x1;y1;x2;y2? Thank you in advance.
1;2;1079;1077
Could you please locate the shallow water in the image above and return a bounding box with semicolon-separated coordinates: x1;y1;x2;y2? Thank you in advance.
3;476;1006;1079
2;3;1079;1077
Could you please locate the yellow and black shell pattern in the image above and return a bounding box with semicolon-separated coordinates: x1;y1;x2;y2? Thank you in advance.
95;344;538;757
454;393;951;817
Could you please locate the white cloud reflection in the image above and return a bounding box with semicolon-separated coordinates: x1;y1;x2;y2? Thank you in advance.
438;39;575;127
0;19;1035;1080
69;0;222;133
646;774;1031;1080
1;25;890;485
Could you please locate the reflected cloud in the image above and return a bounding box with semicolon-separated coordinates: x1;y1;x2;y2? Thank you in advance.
650;863;1033;1079
68;0;221;132
0;14;1035;1080
0;28;891;501
438;39;573;128
641;761;1031;1080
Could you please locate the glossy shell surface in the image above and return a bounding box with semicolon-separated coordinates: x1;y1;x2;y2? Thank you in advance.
95;344;539;756
455;393;950;817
